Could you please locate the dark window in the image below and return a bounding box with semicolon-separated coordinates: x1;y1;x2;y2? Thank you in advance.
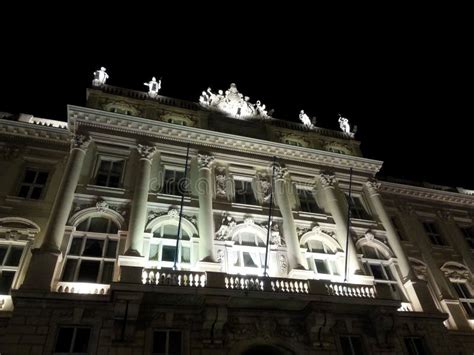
298;189;320;213
76;217;119;234
452;282;474;318
0;271;15;295
152;330;182;355
345;195;371;220
18;168;49;199
340;335;364;355
234;180;256;205
460;226;474;249
404;336;429;355
54;326;91;354
4;246;23;266
95;159;124;188
163;169;187;196
422;222;446;246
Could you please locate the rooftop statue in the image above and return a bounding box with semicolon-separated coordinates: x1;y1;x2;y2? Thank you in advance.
338;114;357;137
199;83;271;119
92;67;109;87
299;110;314;128
144;77;161;98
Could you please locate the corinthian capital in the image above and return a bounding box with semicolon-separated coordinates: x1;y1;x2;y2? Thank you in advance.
197;154;215;169
71;135;91;151
365;178;381;194
319;172;336;187
137;144;157;160
274;166;288;180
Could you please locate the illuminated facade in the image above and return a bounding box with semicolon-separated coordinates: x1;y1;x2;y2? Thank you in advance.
0;79;474;354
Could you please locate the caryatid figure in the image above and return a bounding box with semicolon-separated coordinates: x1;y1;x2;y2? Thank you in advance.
144;77;161;98
92;67;109;87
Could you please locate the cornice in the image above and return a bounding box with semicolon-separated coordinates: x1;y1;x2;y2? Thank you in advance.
0;119;70;145
68;105;383;174
380;181;474;207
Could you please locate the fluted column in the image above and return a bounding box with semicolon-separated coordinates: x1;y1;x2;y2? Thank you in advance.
365;180;416;281
41;135;91;251
274;167;306;270
23;135;91;289
318;173;362;277
197;154;216;262
125;144;157;256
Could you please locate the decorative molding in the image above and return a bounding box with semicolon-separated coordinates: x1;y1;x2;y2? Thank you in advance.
197;154;215;169
274;166;289;180
95;199;109;212
137;144;157;160
71;135;91;151
68;106;383;174
215;166;227;198
441;262;471;282
215;213;237;240
319;173;336;188
365;179;381;194
380;182;474;207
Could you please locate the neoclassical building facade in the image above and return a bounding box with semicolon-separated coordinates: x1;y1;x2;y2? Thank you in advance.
0;77;473;354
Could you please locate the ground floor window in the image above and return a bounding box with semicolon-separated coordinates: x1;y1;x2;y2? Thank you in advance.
153;330;182;355
54;326;91;354
404;336;429;355
339;335;364;355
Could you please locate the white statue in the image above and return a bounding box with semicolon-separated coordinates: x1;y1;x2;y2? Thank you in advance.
215;213;236;240
92;67;109;87
144;77;161;98
299;110;313;127
338;114;351;134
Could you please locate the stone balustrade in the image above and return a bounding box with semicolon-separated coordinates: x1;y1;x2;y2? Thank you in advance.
142;269;206;287
55;282;110;295
324;282;377;298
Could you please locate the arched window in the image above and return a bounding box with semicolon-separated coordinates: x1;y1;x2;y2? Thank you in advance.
61;216;119;284
229;225;267;275
148;221;192;268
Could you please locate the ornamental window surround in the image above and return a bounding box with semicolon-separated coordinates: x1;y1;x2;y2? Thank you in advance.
148;222;192;268
61;216;119;284
228;225;267;276
17;167;49;200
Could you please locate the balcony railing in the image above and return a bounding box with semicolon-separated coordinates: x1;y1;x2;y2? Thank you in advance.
142;269;206;287
55;282;110;295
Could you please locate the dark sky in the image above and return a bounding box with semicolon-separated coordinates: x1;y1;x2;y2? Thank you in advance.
1;10;472;189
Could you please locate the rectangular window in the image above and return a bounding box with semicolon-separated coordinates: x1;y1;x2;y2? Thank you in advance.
422;222;446;246
452;282;474;319
460;226;474;249
0;244;25;295
391;216;406;241
54;326;91;354
297;189;320;213
152;330;182;355
163;169;187;196
95;158;124;188
18;168;49;199
234;180;256;205
345;195;370;220
340;335;364;355
404;336;429;355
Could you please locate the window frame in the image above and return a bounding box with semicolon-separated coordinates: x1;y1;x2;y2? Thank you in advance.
53;325;91;355
451;281;474;319
17;167;50;200
92;155;126;188
161;167;188;196
0;242;26;295
345;194;371;220
305;239;340;279
148;222;192;269
233;177;257;205
422;221;446;246
297;188;320;214
152;329;183;355
229;228;267;275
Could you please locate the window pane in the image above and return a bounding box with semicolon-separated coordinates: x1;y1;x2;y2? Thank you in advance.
30;187;43;199
149;244;159;261
95;173;108;186
23;169;37;183
77;260;100;283
152;331;167;353
89;218;109;233
18;185;30;198
69;238;83;255
181;247;190;263
98;160;111;172
76;219;89;232
0;271;16;294
169;331;182;355
5;246;23;266
369;264;385;280
106;240;118;258
36;171;49;184
108;222;119;234
350;336;364;355
0;246;7;264
72;328;91;353
55;327;74;352
83;239;104;257
315;259;329;274
111;161;124;174
61;259;78;282
163;224;178;239
108;175;120;188
243;252;257;267
340;336;352;355
162;246;176;262
101;262;115;284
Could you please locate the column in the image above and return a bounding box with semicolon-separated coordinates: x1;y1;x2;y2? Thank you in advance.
318;173;363;278
274;167;306;271
125;144;157;256
197;154;216;262
22;135;91;289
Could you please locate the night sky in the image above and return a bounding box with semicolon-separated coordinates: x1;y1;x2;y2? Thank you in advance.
1;11;472;189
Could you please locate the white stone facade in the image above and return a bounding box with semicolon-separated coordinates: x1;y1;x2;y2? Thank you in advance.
0;84;473;354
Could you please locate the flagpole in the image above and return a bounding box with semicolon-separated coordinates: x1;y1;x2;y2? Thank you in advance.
344;167;353;282
263;156;277;277
173;143;190;270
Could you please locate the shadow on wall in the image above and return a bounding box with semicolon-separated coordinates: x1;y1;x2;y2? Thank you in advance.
241;344;295;355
